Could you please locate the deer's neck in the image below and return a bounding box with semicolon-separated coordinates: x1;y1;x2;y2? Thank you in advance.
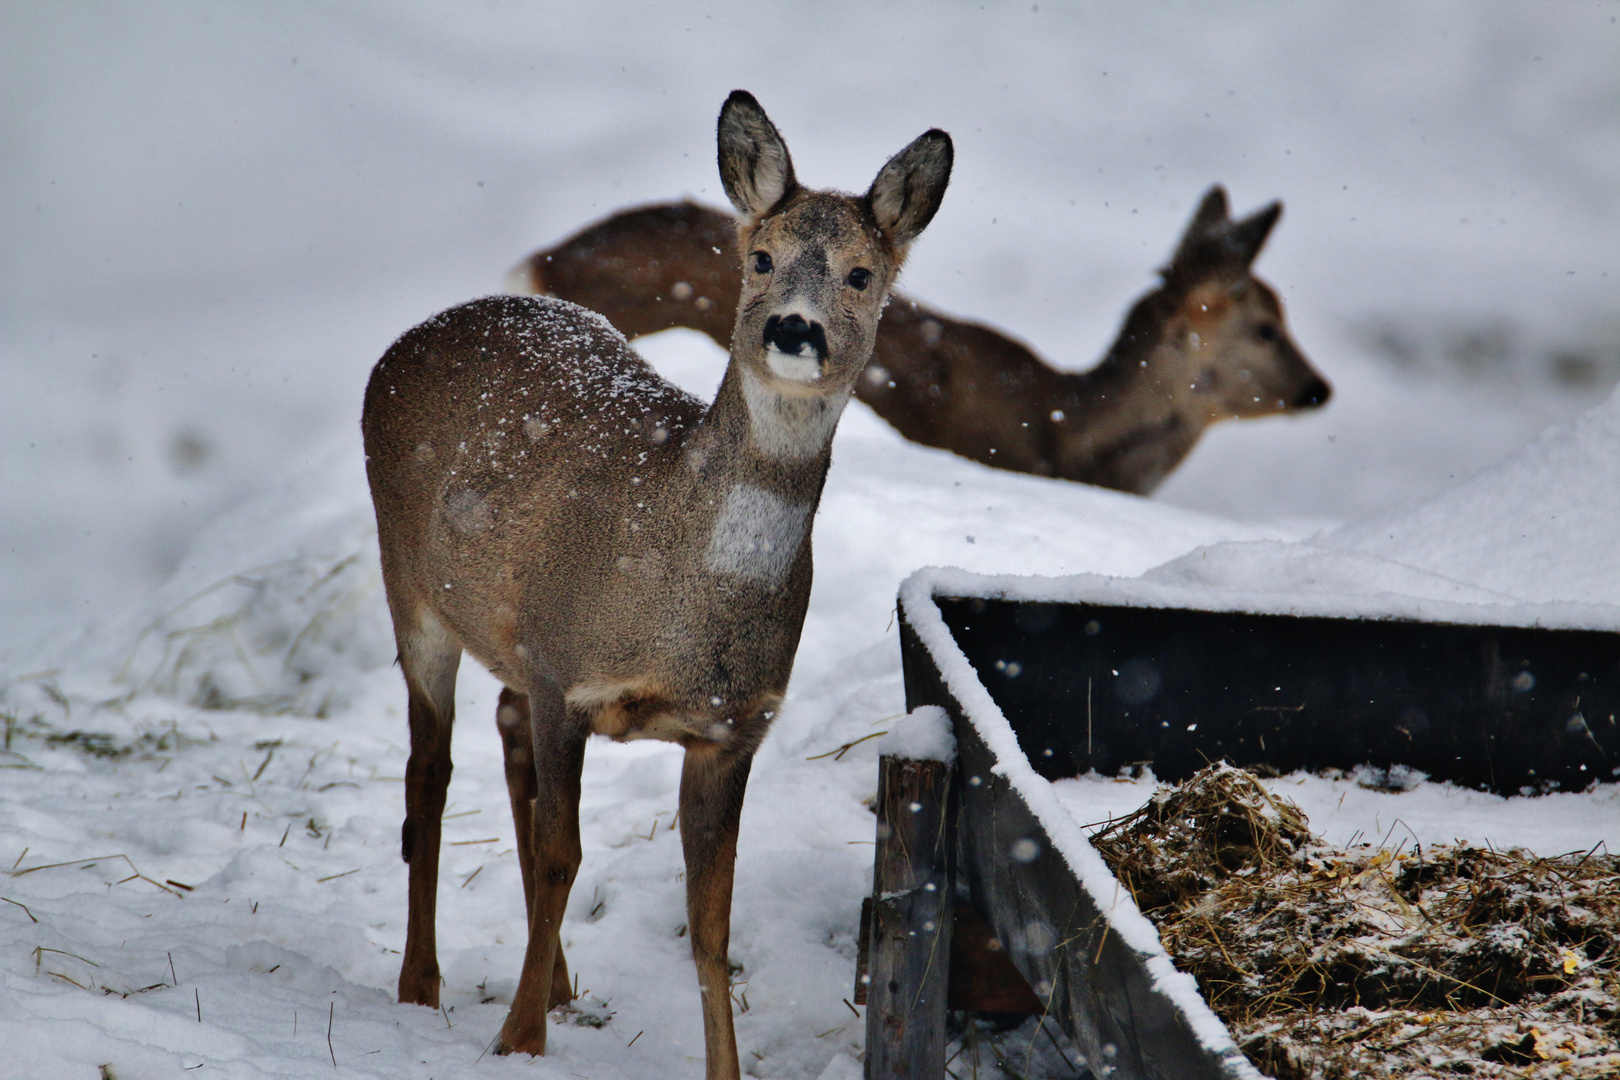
698;362;851;470
1046;287;1205;493
666;361;848;589
1073;288;1179;407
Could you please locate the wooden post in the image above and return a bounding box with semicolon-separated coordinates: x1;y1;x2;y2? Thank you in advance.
865;753;954;1079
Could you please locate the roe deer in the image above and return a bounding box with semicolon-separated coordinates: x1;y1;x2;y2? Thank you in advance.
508;185;1329;493
362;91;951;1077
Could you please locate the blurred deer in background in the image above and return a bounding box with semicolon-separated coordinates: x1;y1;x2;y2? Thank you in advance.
362;91;951;1077
509;185;1329;494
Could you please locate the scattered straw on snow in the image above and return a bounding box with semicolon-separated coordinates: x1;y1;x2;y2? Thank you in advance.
1088;763;1620;1080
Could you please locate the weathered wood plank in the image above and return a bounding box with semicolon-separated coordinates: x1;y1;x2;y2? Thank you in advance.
864;752;954;1079
856;901;1044;1014
946;904;1044;1014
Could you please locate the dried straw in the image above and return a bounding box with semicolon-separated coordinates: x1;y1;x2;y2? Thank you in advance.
1089;764;1620;1079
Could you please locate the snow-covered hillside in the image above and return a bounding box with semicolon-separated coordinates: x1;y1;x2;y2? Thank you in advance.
6;1;1618;655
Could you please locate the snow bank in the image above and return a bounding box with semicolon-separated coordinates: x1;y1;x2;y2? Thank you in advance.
1329;383;1620;606
909;385;1620;631
5;434;393;726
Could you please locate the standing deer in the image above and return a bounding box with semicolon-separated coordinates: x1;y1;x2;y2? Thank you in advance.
362;91;951;1077
509;186;1329;493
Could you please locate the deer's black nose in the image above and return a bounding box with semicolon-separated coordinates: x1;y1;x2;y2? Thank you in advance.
1294;377;1332;408
763;313;828;360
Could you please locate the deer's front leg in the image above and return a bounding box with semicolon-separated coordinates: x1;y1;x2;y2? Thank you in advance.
495;681;587;1057
680;742;756;1080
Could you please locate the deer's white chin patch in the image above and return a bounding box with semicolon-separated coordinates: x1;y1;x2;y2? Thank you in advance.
740;368;848;461
765;345;823;383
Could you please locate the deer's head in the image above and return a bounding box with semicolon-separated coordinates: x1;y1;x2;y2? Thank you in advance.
717;91;952;407
1159;185;1330;420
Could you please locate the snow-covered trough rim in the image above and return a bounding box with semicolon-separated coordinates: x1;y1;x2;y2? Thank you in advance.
897;568;1265;1080
904;563;1620;634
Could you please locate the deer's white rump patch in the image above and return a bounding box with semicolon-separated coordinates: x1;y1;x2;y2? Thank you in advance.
704;483;812;587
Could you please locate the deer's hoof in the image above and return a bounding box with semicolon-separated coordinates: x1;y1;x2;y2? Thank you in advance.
547;976;576;1011
494;1019;547;1058
397;970;441;1009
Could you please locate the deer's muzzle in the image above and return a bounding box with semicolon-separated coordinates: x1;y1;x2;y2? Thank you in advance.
1294;376;1331;409
763;313;829;365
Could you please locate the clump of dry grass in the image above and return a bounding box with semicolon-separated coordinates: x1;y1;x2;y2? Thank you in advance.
3;710;204;763
1089;763;1620;1079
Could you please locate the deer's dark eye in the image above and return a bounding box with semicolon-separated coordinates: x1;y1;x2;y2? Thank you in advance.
751;251;773;274
847;267;872;291
1255;323;1279;342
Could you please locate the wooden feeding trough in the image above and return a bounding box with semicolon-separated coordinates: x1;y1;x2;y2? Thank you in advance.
858;567;1620;1079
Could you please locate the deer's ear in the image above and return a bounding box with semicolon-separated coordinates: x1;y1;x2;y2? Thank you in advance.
717;90;798;221
867;129;953;249
1189;185;1231;235
1228;202;1281;267
1169;185;1231;269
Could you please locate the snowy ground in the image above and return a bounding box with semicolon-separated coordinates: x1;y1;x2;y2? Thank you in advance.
3;3;1618;1078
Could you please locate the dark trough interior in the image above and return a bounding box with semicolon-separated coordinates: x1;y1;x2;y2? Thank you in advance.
938;596;1620;795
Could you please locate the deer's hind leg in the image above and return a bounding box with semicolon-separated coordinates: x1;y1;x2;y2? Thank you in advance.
495;687;574;1009
495;678;587;1057
394;609;462;1008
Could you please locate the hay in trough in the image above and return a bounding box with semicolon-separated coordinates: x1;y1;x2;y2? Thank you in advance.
1088;763;1620;1079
